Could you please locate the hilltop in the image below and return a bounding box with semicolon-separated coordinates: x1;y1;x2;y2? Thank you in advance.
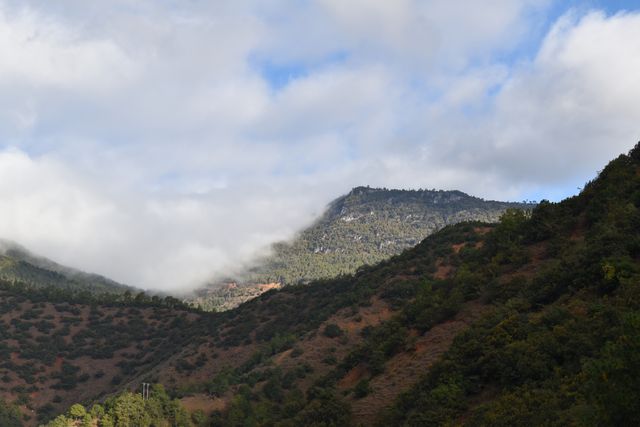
0;240;132;295
1;143;639;426
191;187;532;311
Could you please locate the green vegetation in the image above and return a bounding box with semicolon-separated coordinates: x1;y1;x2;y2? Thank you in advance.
190;142;640;426
191;188;531;311
0;240;132;294
3;143;640;426
0;280;207;424
377;144;640;425
0;398;22;427
45;384;198;427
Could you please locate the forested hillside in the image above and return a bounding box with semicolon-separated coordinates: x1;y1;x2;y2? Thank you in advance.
0;241;131;294
191;188;532;311
1;143;639;426
178;143;640;425
0;282;198;425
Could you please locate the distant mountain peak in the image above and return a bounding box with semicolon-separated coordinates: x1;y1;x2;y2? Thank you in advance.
190;185;532;311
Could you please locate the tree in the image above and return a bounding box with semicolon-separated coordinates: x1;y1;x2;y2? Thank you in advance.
47;415;73;427
354;379;371;398
294;393;352;426
112;392;151;427
0;398;22;427
90;403;105;419
323;323;343;338
99;414;115;427
584;313;640;425
68;403;86;419
192;409;206;426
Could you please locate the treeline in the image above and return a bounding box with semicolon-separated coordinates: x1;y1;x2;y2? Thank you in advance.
45;384;204;427
0;279;193;311
0;252;130;295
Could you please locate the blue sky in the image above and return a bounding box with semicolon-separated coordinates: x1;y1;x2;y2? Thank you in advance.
0;0;639;290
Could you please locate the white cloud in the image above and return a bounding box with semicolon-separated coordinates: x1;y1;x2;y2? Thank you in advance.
457;10;640;185
0;1;638;291
0;149;328;290
0;5;136;90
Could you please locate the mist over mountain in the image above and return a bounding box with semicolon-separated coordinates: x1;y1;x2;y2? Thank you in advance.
2;1;640;426
189;187;533;311
1;143;639;426
1;2;639;294
0;239;132;294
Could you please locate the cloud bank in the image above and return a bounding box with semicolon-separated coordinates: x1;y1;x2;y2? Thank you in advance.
0;1;638;291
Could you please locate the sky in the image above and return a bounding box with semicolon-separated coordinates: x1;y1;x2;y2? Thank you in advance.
0;0;639;292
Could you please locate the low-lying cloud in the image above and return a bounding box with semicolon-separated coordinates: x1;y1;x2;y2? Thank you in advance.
0;1;638;291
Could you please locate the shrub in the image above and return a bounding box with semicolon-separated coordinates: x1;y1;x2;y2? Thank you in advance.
323;324;343;338
68;403;86;419
354;379;371;398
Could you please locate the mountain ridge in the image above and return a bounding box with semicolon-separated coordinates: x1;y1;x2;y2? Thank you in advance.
0;239;133;295
190;186;533;311
2;143;640;425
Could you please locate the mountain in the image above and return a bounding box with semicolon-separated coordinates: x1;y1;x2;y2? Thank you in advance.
0;240;132;294
190;187;533;311
2;142;640;426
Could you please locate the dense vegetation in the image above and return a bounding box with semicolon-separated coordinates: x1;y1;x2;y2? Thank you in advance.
186;143;640;425
247;187;531;284
377;144;640;425
200;222;488;426
3;144;640;425
191;188;531;311
0;397;21;426
45;384;201;427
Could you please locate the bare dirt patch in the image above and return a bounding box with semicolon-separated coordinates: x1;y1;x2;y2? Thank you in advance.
452;243;466;253
473;226;493;235
434;260;453;279
344;301;490;425
181;394;227;414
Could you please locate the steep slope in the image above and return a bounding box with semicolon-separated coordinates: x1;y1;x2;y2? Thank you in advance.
4;143;640;426
191;187;532;311
250;187;532;284
377;144;640;426
0;282;201;425
163;142;640;425
0;240;132;294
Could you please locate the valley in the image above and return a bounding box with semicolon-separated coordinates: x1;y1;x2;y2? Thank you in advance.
3;2;639;425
